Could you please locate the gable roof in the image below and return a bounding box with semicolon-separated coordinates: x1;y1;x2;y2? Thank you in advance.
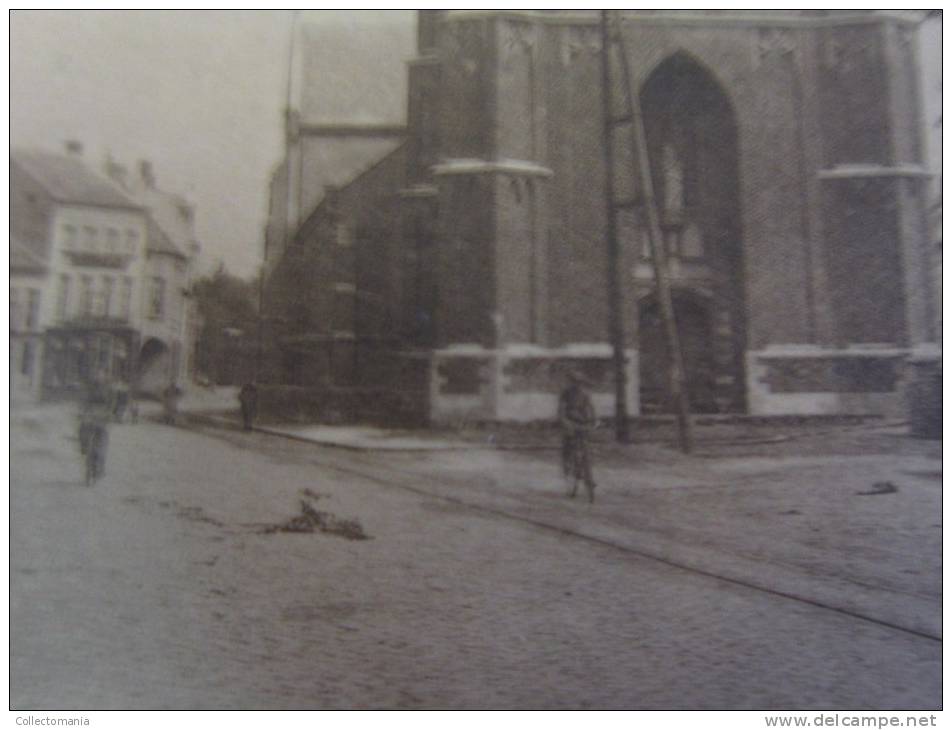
146;217;186;259
11;236;49;275
12;149;143;211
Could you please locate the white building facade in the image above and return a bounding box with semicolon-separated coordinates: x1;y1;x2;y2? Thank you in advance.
11;147;195;399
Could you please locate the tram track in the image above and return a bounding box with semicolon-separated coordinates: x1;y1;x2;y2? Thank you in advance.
191;417;942;645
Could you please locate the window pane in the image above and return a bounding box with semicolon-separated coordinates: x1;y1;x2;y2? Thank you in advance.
149;277;165;320
57;274;70;319
120;277;133;319
10;288;21;330
80;276;93;316
125;230;138;254
63;225;77;249
101;276;114;317
26;289;40;329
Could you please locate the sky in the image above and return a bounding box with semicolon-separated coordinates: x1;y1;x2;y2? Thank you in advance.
10;10;416;279
10;10;941;280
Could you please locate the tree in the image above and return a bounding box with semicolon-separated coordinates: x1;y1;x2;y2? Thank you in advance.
192;264;259;384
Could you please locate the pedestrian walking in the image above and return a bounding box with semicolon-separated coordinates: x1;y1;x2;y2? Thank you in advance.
163;382;182;425
238;382;259;431
558;370;598;502
112;380;130;423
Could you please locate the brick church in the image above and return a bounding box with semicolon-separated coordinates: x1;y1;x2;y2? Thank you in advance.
261;10;938;424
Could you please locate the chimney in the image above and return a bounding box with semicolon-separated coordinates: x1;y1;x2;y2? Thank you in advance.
103;153;129;189
65;140;83;157
417;10;446;53
139;160;155;189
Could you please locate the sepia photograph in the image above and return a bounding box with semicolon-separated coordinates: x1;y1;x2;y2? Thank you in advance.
8;8;943;715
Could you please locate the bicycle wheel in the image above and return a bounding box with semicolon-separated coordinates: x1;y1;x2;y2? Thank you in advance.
85;448;95;486
86;427;107;485
576;437;594;503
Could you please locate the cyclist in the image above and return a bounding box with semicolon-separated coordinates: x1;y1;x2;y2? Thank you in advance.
79;376;114;484
238;381;259;431
558;370;598;502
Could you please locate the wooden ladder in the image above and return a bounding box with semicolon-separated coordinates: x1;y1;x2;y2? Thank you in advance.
600;10;694;453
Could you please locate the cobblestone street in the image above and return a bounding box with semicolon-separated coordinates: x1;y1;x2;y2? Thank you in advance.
11;404;941;709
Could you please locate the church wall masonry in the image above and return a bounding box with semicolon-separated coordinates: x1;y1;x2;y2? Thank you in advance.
263;11;937;424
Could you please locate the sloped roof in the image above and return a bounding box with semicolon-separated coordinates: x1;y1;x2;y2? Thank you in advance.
298;136;405;216
11;236;49;274
12;149;142;211
146;217;186;259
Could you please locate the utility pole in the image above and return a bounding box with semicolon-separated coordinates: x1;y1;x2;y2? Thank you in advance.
258;10;301;385
599;12;630;443
601;10;694;453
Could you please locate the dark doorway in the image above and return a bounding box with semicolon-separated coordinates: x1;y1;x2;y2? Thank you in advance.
639;294;717;414
138;337;171;395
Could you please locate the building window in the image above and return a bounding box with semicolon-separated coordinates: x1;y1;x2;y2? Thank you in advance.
125;230;139;254
336;222;352;247
63;224;77;249
80;276;93;316
107;228;119;254
25;289;40;330
10;288;21;330
120;277;133;320
148;276;165;320
56;274;70;320
100;276;114;317
84;226;98;251
21;340;34;376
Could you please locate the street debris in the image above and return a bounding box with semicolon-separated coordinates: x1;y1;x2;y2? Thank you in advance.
856;481;898;496
174;503;224;527
259;500;370;540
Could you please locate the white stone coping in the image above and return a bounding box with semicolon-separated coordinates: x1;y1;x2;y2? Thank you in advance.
817;164;932;180
433;343;630;358
908;343;943;364
437;343;489;356
752;345;910;359
406;54;440;67
555;343;617;357
398;185;439;198
441;10;910;29
432;158;554;178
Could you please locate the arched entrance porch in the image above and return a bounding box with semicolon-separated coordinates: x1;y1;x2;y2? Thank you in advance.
635;52;748;413
138;337;172;395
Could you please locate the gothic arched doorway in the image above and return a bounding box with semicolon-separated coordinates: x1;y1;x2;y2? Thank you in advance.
637;53;747;412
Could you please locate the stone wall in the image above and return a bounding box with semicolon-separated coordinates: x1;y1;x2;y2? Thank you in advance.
257;383;428;427
746;346;909;416
262;11;935;423
430;344;638;423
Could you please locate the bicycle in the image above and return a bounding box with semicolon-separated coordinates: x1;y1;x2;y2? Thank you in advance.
562;425;597;504
79;418;108;486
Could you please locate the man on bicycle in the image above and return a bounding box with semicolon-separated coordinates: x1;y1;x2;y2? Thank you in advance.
79;375;113;483
558;370;598;502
